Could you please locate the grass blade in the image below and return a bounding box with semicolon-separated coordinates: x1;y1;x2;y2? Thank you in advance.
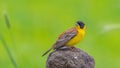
0;34;18;68
4;13;11;29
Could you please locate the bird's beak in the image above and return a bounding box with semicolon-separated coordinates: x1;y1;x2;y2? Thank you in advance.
84;26;87;30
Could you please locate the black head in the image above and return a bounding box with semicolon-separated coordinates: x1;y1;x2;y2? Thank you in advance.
76;21;85;29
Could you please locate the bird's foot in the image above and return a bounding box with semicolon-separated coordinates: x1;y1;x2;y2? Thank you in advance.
69;47;79;52
57;46;79;52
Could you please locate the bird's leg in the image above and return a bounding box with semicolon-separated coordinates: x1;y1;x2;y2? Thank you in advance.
70;46;75;51
70;46;79;52
71;46;75;49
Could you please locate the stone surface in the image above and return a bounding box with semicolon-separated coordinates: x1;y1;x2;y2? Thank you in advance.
46;47;95;68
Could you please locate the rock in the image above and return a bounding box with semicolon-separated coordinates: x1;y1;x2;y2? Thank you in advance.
46;47;95;68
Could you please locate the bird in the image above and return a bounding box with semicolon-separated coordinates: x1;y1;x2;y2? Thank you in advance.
42;21;86;56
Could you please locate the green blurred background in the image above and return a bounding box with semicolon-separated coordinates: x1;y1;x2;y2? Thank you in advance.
0;0;120;68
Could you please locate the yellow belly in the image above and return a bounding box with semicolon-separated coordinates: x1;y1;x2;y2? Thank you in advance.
65;29;85;46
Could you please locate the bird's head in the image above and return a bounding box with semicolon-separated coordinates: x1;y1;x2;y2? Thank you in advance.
75;21;86;30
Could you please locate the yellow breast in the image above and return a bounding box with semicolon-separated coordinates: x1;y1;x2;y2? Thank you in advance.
65;28;85;46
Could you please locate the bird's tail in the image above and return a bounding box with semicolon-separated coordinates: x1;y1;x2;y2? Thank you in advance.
42;47;53;57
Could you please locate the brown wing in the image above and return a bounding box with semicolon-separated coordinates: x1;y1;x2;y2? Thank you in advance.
53;27;77;49
42;27;77;56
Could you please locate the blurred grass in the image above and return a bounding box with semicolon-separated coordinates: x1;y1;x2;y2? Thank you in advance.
0;0;120;68
0;34;18;68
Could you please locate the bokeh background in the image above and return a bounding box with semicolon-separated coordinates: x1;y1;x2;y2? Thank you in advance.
0;0;120;68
